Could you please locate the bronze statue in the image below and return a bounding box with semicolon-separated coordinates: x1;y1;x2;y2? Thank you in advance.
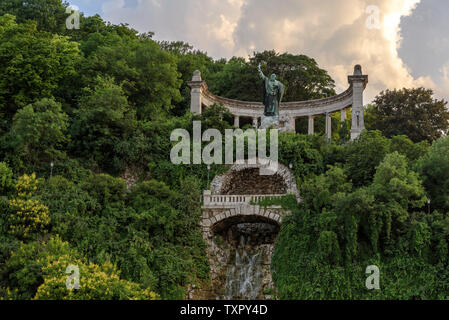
258;64;285;117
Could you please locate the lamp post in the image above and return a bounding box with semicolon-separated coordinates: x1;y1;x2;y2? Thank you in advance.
427;198;431;215
207;164;211;190
50;161;54;178
289;163;293;170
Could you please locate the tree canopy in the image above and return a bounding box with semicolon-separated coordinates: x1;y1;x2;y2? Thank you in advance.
366;88;449;143
207;51;336;103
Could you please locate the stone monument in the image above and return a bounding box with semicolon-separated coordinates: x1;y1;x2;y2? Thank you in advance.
257;64;285;129
188;65;368;140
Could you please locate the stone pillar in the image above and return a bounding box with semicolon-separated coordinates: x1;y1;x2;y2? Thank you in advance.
348;65;368;140
203;190;211;205
289;117;296;132
325;112;332;140
187;70;205;115
234;115;240;128
253;117;258;129
308;115;314;135
341;108;346;123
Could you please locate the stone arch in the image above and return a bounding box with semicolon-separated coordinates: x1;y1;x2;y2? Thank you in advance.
202;205;283;232
199;159;299;299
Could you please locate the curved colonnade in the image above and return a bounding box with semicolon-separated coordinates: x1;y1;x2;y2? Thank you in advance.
188;65;368;140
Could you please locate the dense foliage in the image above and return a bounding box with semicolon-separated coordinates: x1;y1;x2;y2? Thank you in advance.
366;88;449;143
0;0;448;300
272;133;449;299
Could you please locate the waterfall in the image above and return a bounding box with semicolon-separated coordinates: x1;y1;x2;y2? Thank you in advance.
224;236;264;300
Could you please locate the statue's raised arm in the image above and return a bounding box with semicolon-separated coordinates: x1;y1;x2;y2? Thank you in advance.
258;64;267;80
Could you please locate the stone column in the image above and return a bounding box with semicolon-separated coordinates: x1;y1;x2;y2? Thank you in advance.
348;65;368;140
203;190;211;205
289;117;296;132
308;115;314;135
325;112;332;140
234;115;240;128
341;108;346;123
253;117;258;129
187;70;205;115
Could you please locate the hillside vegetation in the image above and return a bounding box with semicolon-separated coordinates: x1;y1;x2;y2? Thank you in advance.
1;0;449;300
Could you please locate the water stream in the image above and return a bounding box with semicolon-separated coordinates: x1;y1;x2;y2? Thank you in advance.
224;236;264;300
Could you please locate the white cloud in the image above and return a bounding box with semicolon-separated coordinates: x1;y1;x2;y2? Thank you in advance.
102;0;243;57
101;0;449;103
435;61;449;102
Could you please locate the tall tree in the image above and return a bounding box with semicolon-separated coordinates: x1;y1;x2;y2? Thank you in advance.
70;77;136;173
208;51;336;102
79;32;181;121
366;88;449;143
0;0;69;33
251;51;336;101
417;136;449;212
9;98;69;167
0;14;79;120
159;41;225;116
344;130;391;187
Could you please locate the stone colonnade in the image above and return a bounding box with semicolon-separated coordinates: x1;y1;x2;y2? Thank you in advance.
188;65;368;140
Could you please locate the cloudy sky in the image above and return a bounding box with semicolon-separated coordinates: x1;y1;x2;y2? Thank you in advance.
69;0;449;103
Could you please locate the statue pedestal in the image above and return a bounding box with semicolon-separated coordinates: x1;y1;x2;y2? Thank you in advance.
260;115;291;132
260;116;280;129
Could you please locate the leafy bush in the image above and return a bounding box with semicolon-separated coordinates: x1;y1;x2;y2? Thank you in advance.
0;162;14;195
35;256;158;300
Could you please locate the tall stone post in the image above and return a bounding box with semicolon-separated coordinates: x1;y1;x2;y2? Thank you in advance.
187;70;206;115
289;117;296;132
234;115;240;128
348;65;368;140
341;108;346;123
308;115;314;135
325;112;332;141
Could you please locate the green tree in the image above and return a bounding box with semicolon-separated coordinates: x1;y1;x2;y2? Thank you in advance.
7;173;50;240
9;98;68;167
366;88;449;143
278;133;324;180
208;57;258;101
159;41;224;116
251;51;336;101
390;135;430;163
34;255;158;300
125;177;208;299
0;14;79;119
300;165;352;211
417;136;449;212
66;15;141;43
1;236;158;300
344;130;391;187
371;152;426;245
208;51;335;102
1;236;79;299
0;0;69;33
70;77;136;173
79;32;181;120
